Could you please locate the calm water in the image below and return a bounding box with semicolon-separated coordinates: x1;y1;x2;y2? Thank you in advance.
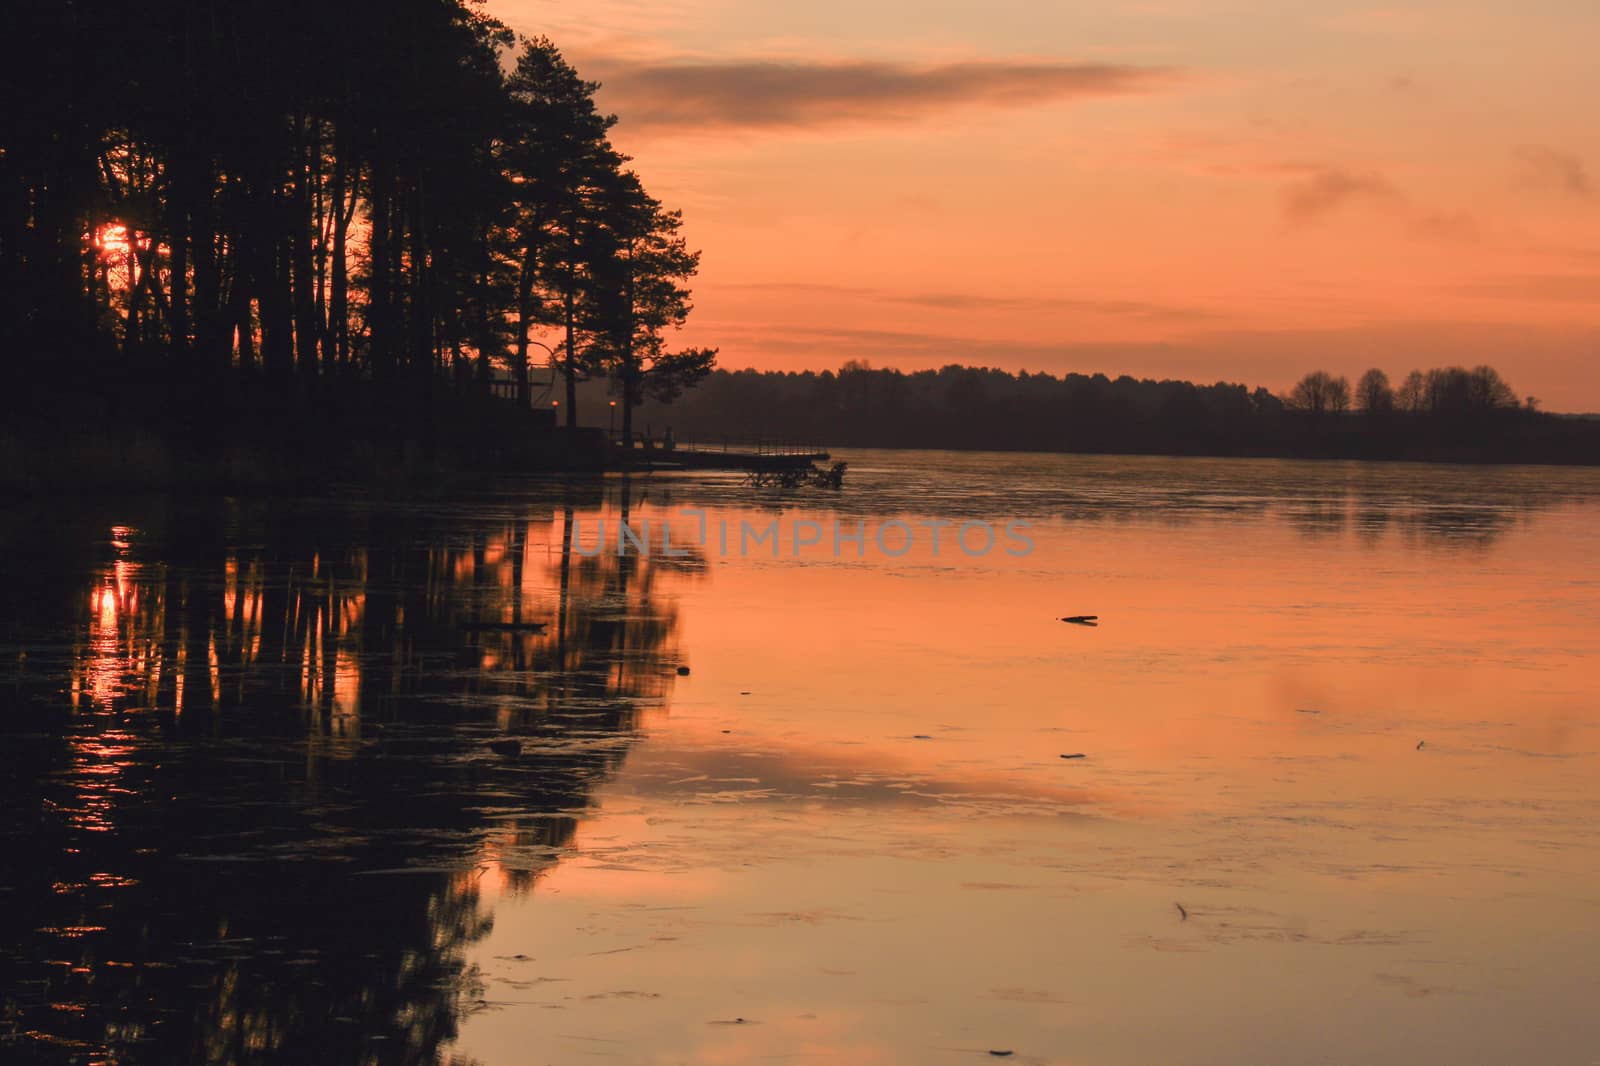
3;452;1598;1065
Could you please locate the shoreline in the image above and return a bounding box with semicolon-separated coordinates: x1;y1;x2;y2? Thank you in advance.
7;428;1600;500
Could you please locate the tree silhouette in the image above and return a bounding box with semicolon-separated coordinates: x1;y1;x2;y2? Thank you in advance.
1286;371;1350;417
1356;368;1394;415
2;6;716;462
584;359;1595;464
1422;365;1519;417
1396;369;1427;413
587;169;717;445
502;37;621;418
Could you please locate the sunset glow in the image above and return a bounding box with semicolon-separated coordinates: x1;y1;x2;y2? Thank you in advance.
490;0;1600;406
6;5;1600;1064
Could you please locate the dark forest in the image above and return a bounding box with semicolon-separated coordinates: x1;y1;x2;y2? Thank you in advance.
4;0;712;482
609;362;1600;465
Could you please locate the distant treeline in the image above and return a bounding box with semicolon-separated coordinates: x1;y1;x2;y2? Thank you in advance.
603;362;1600;464
4;1;712;460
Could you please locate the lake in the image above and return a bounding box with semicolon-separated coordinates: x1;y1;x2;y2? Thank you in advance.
3;451;1598;1065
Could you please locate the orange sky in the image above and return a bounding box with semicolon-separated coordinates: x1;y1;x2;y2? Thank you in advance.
489;0;1600;409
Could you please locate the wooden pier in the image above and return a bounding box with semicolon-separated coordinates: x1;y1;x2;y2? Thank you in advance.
608;437;830;473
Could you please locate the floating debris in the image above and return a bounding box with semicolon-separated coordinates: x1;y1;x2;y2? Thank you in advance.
1296;708;1321;715
1060;615;1098;626
676;666;691;676
989;1051;1014;1058
912;734;933;740
1059;753;1086;760
1416;740;1425;750
739;691;752;696
1175;902;1188;921
487;739;522;757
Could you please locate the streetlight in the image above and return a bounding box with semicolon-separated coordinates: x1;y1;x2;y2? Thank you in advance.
608;400;617;437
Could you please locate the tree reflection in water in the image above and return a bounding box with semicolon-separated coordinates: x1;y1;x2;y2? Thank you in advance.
0;480;697;1065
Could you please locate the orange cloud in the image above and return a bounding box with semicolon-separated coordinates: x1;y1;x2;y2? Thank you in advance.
589;56;1177;131
1281;167;1401;222
1514;146;1594;201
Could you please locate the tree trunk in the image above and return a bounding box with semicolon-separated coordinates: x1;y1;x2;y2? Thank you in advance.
368;167;394;381
563;285;578;428
123;228;142;353
259;218;293;381
168;191;189;366
329;160;353;372
408;181;431;381
291;109;319;380
233;269;255;375
512;243;536;407
190;161;222;381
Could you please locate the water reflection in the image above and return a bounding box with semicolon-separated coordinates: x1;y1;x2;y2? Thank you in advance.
2;453;1598;1065
0;482;695;1065
653;452;1593;551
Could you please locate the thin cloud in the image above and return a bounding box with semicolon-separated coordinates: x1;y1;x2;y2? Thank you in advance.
586;57;1177;131
1282;167;1401;222
1274;164;1471;239
889;291;1215;322
726;281;1215;322
1514;146;1593;200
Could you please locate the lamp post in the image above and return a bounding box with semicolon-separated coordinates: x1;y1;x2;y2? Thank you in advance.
608;400;617;438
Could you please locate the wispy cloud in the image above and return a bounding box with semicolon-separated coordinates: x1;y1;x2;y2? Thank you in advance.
1281;167;1401;222
1267;165;1477;240
1514;146;1593;200
726;281;1215;322
890;291;1214;322
586;57;1177;131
